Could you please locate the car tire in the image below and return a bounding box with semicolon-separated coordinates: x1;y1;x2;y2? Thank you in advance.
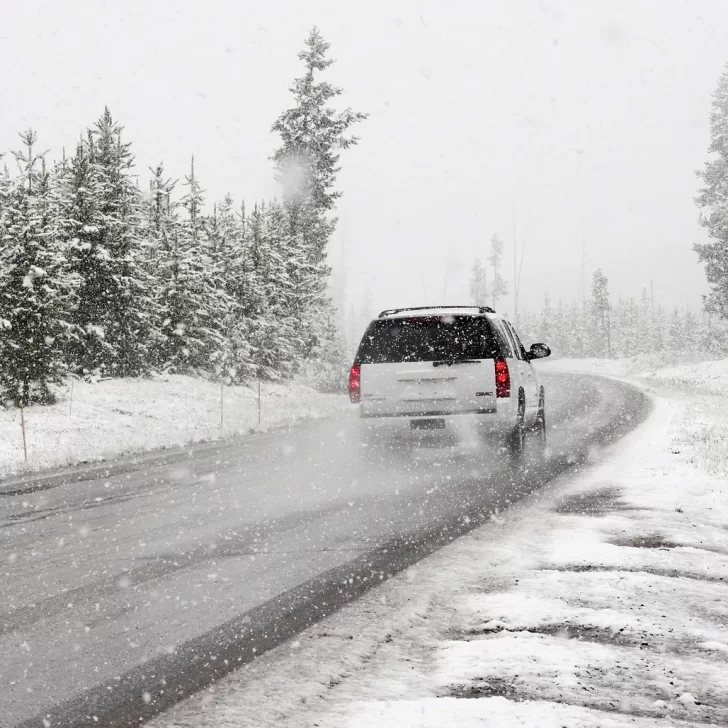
536;388;547;446
508;391;526;458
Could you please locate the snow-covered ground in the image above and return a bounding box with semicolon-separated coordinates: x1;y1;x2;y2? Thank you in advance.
149;357;728;727
0;375;348;479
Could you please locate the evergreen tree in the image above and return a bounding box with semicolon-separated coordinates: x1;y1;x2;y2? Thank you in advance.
696;310;724;352
556;301;570;356
625;298;640;356
539;294;553;346
668;308;683;350
143;163;178;370
272;27;367;263
695;63;728;318
567;301;589;357
488;234;508;309
271;28;367;383
64;109;153;377
0;131;76;404
590;269;611;357
636;288;653;355
610;298;629;357
250;202;300;379
154;158;231;373
147;163;176;238
222;200;261;382
683;309;698;351
468;258;488;305
653;305;666;351
207;194;237;282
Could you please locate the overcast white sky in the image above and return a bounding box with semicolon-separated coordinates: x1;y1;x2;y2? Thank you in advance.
1;0;726;329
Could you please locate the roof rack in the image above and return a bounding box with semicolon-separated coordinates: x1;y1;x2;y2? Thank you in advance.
378;305;496;318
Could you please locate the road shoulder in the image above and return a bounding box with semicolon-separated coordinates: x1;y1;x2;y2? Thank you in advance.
0;375;349;493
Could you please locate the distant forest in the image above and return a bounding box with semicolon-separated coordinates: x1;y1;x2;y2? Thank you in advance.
469;257;728;358
518;274;728;358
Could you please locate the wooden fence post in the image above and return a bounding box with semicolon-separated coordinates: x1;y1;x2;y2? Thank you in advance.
20;404;28;463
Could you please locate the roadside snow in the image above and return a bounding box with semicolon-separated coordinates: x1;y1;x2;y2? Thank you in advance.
0;375;348;478
535;356;631;378
536;352;728;394
148;358;728;728
540;355;728;478
643;358;728;395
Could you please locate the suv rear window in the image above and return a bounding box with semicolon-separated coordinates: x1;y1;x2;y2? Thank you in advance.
356;316;500;364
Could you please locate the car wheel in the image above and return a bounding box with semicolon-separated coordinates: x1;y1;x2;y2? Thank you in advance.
536;388;547;446
508;391;526;458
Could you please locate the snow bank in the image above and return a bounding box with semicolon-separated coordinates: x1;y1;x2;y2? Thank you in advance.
642;357;728;395
538;352;728;394
541;354;728;477
0;375;349;478
534;356;631;378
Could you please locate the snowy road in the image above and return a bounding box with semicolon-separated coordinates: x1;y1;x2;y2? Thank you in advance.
1;373;649;728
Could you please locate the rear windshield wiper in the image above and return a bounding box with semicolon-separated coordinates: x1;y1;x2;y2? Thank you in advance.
432;358;480;367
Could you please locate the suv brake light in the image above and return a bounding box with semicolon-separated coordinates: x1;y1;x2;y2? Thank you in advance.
349;364;361;403
494;359;510;398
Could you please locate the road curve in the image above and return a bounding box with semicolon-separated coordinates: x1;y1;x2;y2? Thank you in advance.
0;372;650;728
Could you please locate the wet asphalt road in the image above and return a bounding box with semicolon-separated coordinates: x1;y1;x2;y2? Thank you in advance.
0;372;650;728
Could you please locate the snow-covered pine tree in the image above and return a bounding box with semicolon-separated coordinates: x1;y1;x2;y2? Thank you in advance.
221;200;259;383
206;193;251;380
488;234;508;310
517;307;537;346
251;202;301;379
653;305;666;352
208;194;237;281
0;130;76;405
92;108;154;375
589;269;611;357
609;298;628;357
695;309;727;353
625;297;640;356
271;28;367;382
552;300;569;356
226;201;266;382
272;28;367;261
143;163;177;370
147;163;176;236
567;300;589;357
469;258;488;305
539;294;553;347
155;158;231;373
668;308;683;350
64;109;153;377
61;139;110;373
635;288;653;355
683;309;699;351
695;63;728;319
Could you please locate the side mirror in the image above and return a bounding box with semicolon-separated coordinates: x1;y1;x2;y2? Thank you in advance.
527;343;551;361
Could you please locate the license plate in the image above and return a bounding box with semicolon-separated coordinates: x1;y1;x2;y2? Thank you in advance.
410;419;445;430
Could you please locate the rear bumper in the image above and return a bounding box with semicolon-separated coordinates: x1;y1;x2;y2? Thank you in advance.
361;406;496;418
356;401;516;438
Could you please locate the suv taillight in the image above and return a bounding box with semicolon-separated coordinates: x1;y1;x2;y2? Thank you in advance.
495;359;510;398
349;364;361;403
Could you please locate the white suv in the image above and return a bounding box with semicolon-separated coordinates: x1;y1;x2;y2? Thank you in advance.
348;306;551;454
